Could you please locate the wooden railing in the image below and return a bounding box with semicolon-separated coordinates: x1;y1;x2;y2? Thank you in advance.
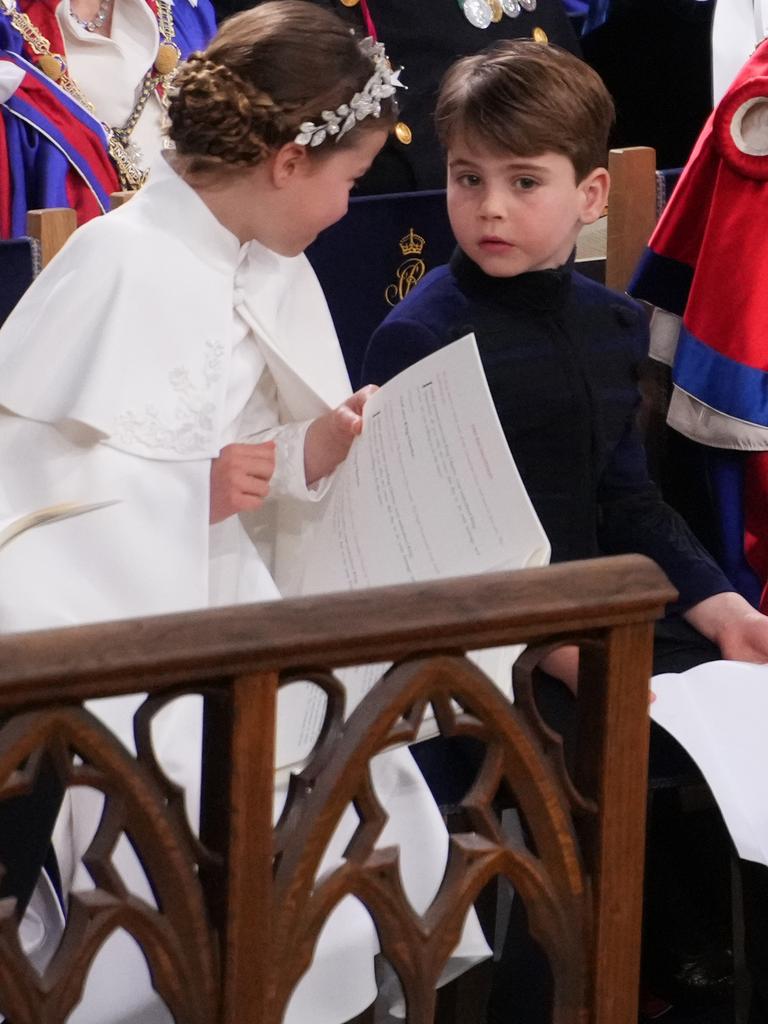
0;554;674;1024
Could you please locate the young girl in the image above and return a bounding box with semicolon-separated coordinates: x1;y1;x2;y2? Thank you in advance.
0;5;488;1020
0;1;393;626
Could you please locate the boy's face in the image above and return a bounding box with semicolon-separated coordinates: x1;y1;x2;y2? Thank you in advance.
446;138;608;278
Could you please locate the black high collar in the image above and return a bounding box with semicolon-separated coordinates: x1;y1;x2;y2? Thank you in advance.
449;247;573;314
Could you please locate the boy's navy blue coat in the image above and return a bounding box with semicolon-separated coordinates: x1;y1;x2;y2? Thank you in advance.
362;249;732;611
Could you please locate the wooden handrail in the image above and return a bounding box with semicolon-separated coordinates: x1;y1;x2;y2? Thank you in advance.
0;555;671;702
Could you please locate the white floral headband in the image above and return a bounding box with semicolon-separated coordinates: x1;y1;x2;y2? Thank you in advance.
294;38;404;147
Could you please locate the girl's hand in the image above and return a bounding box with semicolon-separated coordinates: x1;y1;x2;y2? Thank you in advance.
209;441;276;524
304;385;378;485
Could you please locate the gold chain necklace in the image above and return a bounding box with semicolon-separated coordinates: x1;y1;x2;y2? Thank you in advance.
0;0;180;189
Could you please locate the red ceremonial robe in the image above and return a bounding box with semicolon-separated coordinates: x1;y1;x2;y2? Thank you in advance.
630;39;768;606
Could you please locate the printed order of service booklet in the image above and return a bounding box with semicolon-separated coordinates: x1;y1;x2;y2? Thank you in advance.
277;333;550;771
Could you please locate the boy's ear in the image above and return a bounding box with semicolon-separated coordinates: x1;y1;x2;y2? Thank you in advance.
578;167;610;225
270;142;312;187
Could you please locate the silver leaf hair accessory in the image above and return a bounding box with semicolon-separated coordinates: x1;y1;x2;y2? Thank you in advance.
294;38;404;147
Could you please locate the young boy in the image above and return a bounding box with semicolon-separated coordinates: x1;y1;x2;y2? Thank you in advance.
362;39;768;674
362;40;768;1020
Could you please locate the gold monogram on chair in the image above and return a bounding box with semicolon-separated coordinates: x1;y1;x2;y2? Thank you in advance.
385;227;427;306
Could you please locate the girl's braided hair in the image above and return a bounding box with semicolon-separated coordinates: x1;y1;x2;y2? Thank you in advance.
167;0;397;174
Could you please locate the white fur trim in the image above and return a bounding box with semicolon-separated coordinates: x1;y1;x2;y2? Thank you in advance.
0;61;24;104
731;95;768;155
667;387;768;450
649;306;682;366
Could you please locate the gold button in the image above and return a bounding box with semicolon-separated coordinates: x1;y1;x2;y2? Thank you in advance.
395;121;413;145
532;26;548;43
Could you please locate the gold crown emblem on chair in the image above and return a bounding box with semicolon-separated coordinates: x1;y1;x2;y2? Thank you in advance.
399;228;426;256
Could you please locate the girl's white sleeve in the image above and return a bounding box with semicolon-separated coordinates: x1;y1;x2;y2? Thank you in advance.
234;346;335;501
255;419;334;502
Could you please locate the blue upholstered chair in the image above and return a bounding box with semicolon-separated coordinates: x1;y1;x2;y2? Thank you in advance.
0;235;40;327
306;189;455;389
1;207;78;326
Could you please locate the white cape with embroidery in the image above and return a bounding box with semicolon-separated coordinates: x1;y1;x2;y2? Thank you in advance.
0;157;350;613
0;159;488;1023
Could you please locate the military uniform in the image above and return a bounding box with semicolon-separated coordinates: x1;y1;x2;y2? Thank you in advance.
214;0;580;192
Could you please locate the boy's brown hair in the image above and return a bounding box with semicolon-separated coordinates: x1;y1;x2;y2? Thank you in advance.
435;40;614;182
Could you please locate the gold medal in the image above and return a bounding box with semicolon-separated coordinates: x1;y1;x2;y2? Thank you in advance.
394;121;412;145
488;0;503;21
340;0;360;6
37;54;63;81
154;42;180;76
532;26;548;43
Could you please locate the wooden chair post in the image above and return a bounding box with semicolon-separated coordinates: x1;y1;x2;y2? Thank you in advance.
25;208;77;268
576;622;654;1023
606;147;658;292
110;191;135;210
221;672;279;1024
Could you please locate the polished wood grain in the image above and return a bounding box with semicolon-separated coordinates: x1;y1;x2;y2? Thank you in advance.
0;555;669;701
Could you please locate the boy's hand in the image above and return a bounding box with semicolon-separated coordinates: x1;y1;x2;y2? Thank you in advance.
685;591;768;663
209;441;275;524
304;386;378;485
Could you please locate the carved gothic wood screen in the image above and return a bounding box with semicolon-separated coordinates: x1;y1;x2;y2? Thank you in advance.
0;554;674;1024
